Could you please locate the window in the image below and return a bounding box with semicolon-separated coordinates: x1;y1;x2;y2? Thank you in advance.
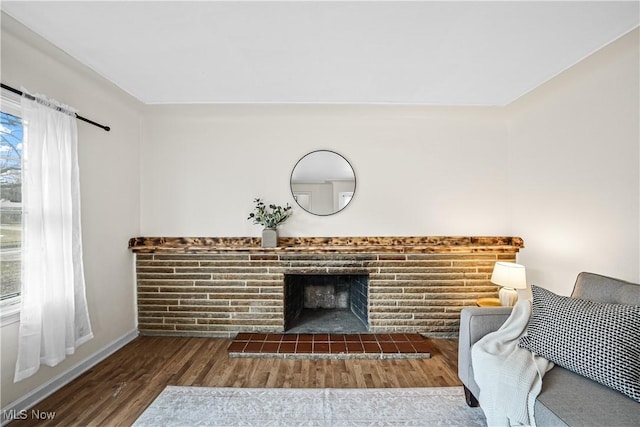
1;95;23;325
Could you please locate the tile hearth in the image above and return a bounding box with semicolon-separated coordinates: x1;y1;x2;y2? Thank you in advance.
228;333;432;359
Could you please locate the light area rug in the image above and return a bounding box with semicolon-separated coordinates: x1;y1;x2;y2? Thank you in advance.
133;386;487;426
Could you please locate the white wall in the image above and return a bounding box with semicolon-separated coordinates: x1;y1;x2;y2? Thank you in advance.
507;29;639;295
1;15;141;407
141;105;510;237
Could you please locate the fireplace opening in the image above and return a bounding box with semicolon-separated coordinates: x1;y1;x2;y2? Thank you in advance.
284;274;369;333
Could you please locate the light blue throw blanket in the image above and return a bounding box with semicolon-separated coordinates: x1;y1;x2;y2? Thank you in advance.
472;299;553;426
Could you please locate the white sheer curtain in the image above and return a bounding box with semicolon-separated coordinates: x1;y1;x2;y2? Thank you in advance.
14;90;93;382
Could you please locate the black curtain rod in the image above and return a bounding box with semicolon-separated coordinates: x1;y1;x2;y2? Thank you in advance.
1;83;110;132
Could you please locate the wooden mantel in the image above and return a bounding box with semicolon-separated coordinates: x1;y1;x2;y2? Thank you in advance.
128;235;524;253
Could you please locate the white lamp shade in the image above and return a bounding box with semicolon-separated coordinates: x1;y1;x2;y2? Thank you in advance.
490;262;527;290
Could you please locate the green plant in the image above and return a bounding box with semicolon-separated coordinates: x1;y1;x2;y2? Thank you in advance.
247;198;292;229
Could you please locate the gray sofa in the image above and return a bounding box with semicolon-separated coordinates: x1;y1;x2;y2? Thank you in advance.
458;272;640;426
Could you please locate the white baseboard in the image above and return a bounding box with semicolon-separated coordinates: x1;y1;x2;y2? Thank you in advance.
1;329;139;426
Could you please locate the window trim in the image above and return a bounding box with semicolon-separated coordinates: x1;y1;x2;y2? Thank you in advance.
1;296;21;326
1;88;23;327
1;89;21;116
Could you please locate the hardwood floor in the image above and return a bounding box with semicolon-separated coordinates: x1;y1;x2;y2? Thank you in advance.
10;336;462;426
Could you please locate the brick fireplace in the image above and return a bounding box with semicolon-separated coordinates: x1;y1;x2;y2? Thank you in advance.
129;236;523;338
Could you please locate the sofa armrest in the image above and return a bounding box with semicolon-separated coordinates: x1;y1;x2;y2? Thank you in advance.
458;306;512;400
459;306;513;347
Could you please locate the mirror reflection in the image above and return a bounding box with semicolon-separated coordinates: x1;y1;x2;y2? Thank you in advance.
290;150;356;216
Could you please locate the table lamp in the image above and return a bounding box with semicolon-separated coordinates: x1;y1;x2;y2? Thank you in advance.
490;261;527;306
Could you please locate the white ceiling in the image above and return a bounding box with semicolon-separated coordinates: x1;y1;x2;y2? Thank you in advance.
2;1;639;106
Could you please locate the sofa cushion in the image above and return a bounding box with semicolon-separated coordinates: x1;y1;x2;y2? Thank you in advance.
535;366;640;427
519;285;640;403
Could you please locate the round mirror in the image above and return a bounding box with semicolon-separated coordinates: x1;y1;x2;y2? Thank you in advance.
290;150;356;215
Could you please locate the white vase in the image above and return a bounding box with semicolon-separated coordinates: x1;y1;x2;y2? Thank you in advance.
262;228;278;248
